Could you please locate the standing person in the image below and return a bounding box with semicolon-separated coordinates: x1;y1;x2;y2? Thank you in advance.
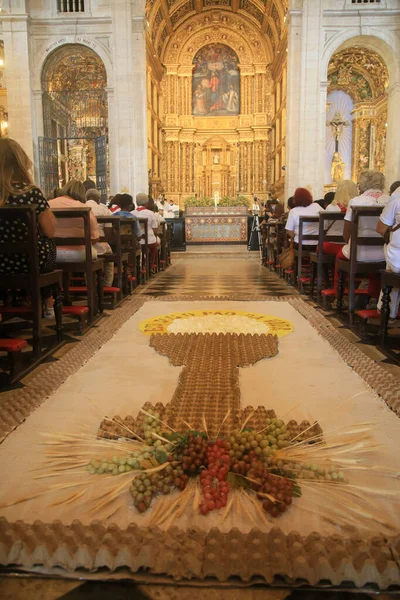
285;188;324;251
48;179;99;262
131;193;159;273
377;180;400;322
85;189;114;287
333;170;389;301
0;138;57;319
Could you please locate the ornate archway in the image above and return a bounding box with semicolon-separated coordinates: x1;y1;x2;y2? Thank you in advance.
40;44;109;199
325;46;389;187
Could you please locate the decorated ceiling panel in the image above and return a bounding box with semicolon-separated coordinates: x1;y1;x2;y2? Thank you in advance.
147;0;287;63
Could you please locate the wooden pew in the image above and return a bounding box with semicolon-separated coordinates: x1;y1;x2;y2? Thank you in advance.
336;206;385;325
52;207;104;324
138;217;150;283
309;212;345;302
295;216;320;292
0;206;63;359
97;215;130;306
380;269;400;347
119;218;141;293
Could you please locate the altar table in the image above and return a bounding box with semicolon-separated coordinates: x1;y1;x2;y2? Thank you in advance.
185;206;248;244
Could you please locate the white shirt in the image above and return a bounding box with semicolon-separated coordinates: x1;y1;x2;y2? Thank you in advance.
86;200;112;239
380;187;400;270
163;203;174;219
131;208;159;244
342;190;389;262
285;202;324;245
325;203;345;241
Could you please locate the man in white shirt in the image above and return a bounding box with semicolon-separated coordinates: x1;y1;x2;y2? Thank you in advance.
377;181;400;320
85;189;114;287
131;193;159;272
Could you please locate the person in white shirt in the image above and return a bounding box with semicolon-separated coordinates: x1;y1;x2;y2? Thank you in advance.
285;188;324;249
322;180;358;255
131;193;159;272
85;189;115;287
376;181;400;320
333;170;389;300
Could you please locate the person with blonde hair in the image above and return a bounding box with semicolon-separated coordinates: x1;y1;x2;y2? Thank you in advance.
321;180;358;256
48;179;99;263
334;170;389;300
0;138;56;318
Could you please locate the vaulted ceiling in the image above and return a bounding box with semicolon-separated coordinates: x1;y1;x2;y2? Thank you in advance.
146;0;288;64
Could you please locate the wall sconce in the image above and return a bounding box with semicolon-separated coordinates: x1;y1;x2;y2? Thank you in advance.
0;59;3;67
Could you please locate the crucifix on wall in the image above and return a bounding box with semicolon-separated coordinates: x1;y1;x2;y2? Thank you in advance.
327;111;350;153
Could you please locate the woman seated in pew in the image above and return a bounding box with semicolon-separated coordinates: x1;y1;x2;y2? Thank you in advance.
85;188;115;287
0;138;57;319
285;187;324;250
333;170;389;301
321;180;358;256
377;180;400;323
48;179;100;262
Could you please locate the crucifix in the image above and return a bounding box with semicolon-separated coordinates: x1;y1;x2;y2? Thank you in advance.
327;111;350;153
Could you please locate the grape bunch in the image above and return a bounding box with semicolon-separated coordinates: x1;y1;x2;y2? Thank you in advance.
199;439;231;515
142;410;164;446
227;421;290;464
174;433;209;476
87;449;154;476
130;462;189;513
257;472;295;518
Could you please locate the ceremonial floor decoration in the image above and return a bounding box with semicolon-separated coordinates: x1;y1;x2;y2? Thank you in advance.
0;299;400;588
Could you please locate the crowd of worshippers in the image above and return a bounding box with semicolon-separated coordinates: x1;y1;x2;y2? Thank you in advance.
260;171;400;324
0;138;166;319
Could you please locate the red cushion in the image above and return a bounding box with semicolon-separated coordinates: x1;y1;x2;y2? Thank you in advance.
103;286;120;294
128;276;137;282
0;306;32;315
355;309;380;320
299;277;310;283
284;269;294;274
321;288;370;297
266;260;274;265
62;306;89;316
68;286;88;293
0;338;28;352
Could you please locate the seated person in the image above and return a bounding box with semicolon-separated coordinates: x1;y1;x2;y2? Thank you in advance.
0;138;56;319
285;188;324;250
48;179;99;262
377;180;400;322
131;193;159;272
321;180;358;256
333;170;389;299
85;189;115;287
112;193;141;238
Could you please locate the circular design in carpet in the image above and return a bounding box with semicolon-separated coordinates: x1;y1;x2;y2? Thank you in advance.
138;309;294;337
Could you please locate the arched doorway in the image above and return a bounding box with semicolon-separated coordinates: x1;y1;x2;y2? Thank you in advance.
325;46;388;190
39;44;108;200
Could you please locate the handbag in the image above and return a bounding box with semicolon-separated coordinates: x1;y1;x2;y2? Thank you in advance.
278;242;294;269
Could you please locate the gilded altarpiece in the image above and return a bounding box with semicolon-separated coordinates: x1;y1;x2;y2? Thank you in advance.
161;11;273;205
327;47;389;186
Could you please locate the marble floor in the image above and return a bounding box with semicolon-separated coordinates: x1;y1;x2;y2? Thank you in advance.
0;246;399;597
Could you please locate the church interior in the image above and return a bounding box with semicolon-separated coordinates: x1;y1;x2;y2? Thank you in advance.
0;1;400;598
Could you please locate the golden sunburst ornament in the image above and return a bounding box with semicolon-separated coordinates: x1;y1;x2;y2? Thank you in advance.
138;309;294;337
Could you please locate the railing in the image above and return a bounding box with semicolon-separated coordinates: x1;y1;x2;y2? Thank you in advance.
57;0;85;13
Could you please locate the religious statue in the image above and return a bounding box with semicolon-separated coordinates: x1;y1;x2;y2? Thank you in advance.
327;111;350;152
213;152;220;165
331;152;346;184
